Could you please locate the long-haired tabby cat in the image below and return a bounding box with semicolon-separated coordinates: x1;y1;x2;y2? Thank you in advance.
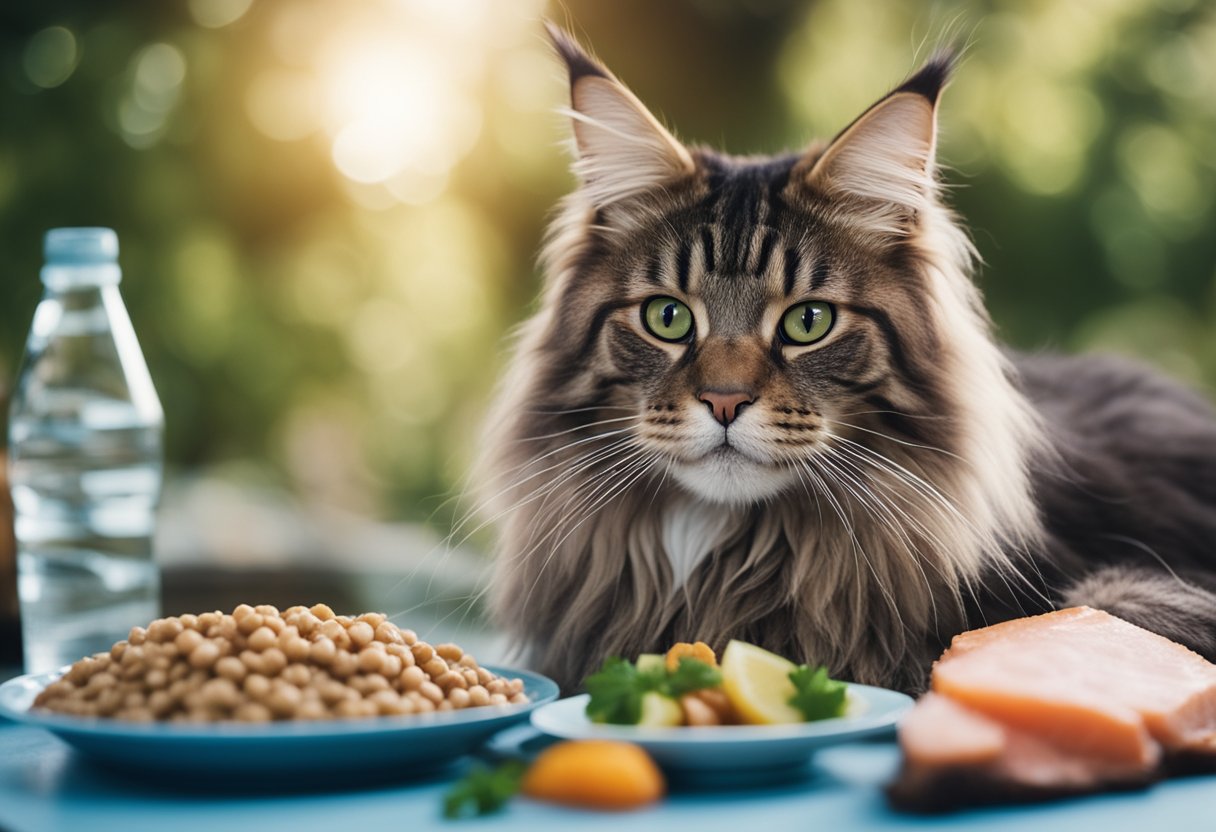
479;23;1216;693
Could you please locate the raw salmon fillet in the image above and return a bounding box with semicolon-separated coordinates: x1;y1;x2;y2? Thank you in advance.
890;607;1216;811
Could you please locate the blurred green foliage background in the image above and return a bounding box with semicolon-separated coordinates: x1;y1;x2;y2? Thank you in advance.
1;0;1214;530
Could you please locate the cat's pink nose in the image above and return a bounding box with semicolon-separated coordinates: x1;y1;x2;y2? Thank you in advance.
699;390;754;427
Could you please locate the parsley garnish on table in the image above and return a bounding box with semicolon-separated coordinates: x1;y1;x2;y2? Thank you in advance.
584;656;721;724
787;664;848;720
442;761;527;819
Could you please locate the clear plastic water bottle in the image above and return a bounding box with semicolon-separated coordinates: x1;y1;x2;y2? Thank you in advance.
7;228;163;674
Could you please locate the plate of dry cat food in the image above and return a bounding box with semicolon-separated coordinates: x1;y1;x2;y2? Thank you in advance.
529;639;913;782
0;604;558;779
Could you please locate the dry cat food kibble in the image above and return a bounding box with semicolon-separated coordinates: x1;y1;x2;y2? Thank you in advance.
32;604;529;722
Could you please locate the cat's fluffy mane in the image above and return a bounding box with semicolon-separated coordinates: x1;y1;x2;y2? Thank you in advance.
476;26;1051;692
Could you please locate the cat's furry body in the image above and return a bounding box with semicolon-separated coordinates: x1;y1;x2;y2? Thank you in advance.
479;26;1216;693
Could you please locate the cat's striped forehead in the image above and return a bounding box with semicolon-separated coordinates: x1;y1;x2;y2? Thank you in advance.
635;151;842;335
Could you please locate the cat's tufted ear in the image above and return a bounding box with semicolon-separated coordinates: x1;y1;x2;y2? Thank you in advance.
796;52;956;235
545;22;695;209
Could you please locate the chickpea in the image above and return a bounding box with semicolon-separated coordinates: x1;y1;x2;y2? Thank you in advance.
236;613;264;636
486;679;507;695
489;693;508;706
356;612;386;629
218;616;239;641
399;666;426;691
175;629;204;655
435;671;467;691
295;613;320;637
330;650;358;679
95;688;124;716
310;603;335;621
188;641;220;669
380;655;403;678
160;618;186;641
109;641;127;663
367;689;400;715
281;664;310;687
310;637;336;666
449;688;471;709
267;682;302;717
239;650;265;675
179;613;199;631
235;702;272;723
197;612;220;630
347;621;375;649
232;603;256;621
144;668;168;690
357;648;385;675
243;673;272;700
419;681;444;704
411;642;434;664
296;700;326;720
148;690;173;717
247;626;277;652
375;622;402;644
334;699;364;719
201;678;241;710
260;648;288;676
215;656;247;683
128;626;147;646
399;629;418;646
468;685;491;707
436;643;463;662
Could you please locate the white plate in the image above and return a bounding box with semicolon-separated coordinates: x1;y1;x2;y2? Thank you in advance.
531;685;913;783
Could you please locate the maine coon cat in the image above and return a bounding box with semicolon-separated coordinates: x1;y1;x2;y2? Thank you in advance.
479;24;1216;693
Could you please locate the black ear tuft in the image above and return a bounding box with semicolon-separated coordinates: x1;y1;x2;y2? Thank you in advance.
893;49;958;103
543;21;610;85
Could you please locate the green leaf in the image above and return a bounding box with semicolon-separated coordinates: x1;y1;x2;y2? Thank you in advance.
584;656;662;725
787;664;848;721
665;657;722;698
442;761;527;819
584;655;722;725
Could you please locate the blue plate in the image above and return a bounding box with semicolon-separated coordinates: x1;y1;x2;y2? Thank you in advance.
531;685;913;786
0;664;557;780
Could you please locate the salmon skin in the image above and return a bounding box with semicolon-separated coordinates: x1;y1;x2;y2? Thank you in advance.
889;606;1216;812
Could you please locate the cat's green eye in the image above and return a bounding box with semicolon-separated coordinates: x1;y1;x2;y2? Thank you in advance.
642;296;694;342
779;301;835;345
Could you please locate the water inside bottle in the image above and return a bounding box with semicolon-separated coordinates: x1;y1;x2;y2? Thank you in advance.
10;394;162;674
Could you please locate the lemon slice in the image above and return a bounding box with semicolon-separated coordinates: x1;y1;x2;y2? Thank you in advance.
720;639;803;725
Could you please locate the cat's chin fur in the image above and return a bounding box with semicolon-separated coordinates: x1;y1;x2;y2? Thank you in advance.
669;450;797;505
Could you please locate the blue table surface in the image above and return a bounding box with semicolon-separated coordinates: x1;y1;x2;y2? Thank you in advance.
2;718;1215;832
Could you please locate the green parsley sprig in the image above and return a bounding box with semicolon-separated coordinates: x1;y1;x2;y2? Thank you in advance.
787;664;848;721
442;760;527;820
584;656;722;725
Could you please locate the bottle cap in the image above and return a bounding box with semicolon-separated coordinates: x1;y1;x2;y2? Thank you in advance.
44;227;119;264
41;228;122;288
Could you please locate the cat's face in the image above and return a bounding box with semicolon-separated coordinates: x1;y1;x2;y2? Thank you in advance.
535;26;956;506
594;154;926;505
